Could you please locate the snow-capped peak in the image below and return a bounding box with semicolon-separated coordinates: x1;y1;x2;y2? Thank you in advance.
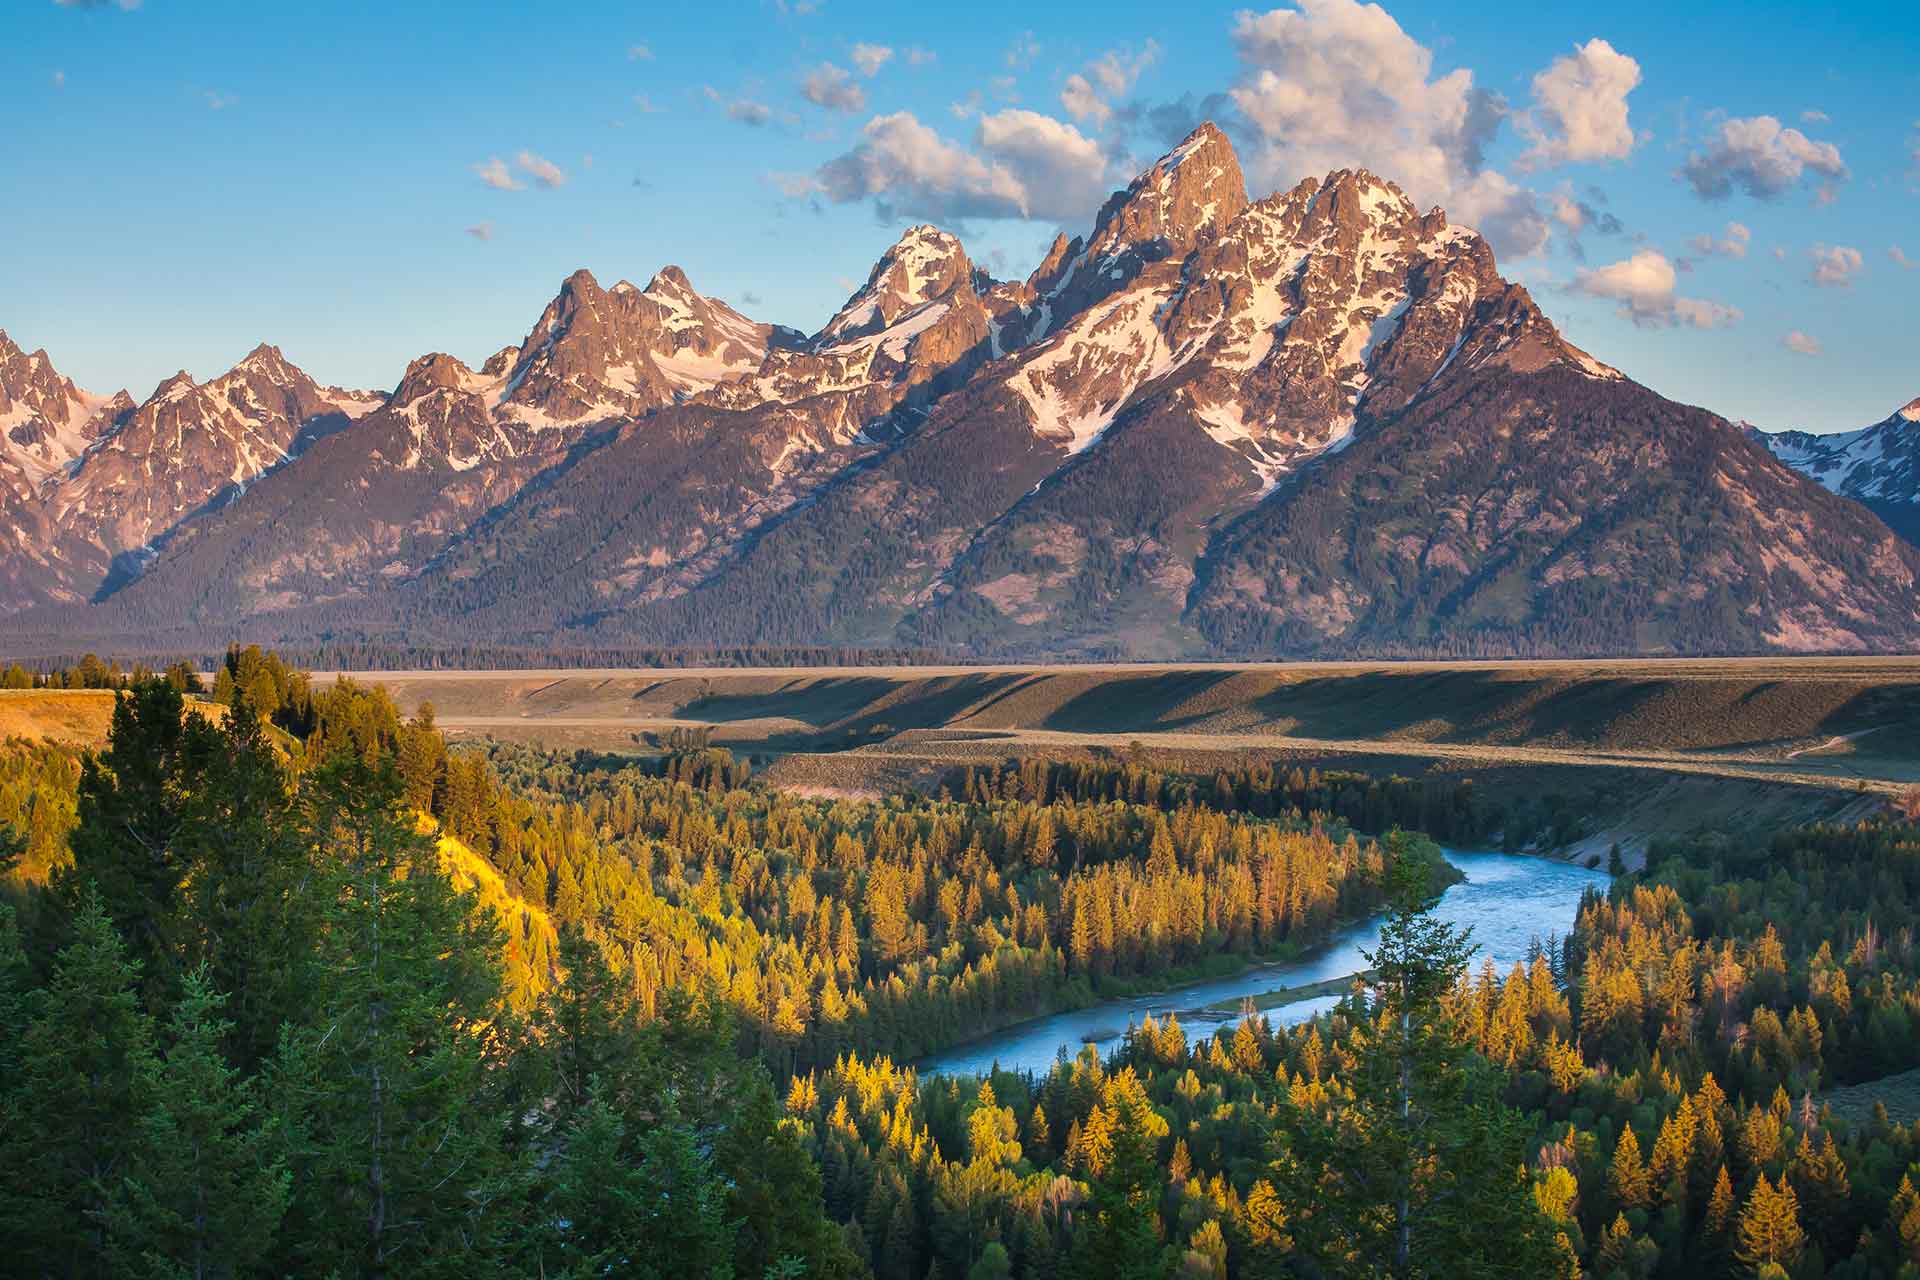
816;224;976;346
1899;396;1919;423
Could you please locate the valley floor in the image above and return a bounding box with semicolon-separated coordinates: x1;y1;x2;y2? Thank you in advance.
320;656;1920;867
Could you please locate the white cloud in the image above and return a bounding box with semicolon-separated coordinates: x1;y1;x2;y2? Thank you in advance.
1807;243;1863;287
811;109;1108;222
466;222;493;242
801;63;865;113
1059;42;1159;127
1004;31;1040;70
1681;115;1847;199
55;0;141;9
851;43;894;76
628;44;653;61
516;150;566;188
633;94;661;114
905;47;937;67
1225;0;1546;258
1800;109;1828;124
473;156;522;191
1574;248;1741;328
1781;330;1822;356
1893;246;1915;270
1518;38;1641;169
1688;221;1750;258
51;70;66;88
1061;76;1108;126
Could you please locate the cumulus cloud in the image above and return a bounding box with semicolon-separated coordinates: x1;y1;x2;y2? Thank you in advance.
1680;115;1847;199
473;156;522;191
1893;246;1914;269
811;109;1109;222
1781;330;1822;356
466;222;493;242
1059;42;1160;127
801;63;865;112
851;43;894;76
1808;243;1863;287
1689;221;1751;259
1573;248;1741;328
1225;0;1548;258
1518;38;1641;169
516;150;566;188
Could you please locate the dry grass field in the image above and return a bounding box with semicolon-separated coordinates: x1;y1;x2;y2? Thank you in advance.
0;690;123;747
0;688;228;749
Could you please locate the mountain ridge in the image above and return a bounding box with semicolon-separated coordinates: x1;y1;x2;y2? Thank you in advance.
3;124;1917;661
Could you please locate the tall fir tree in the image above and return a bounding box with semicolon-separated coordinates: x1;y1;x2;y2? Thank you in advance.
8;893;158;1275
104;969;290;1278
1260;834;1559;1278
272;752;514;1278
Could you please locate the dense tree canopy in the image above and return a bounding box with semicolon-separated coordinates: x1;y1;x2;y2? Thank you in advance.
1;656;1918;1278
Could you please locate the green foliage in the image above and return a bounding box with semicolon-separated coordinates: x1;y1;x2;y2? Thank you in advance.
103;970;289;1278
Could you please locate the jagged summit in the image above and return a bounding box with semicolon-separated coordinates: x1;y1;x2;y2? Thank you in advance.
816;225;979;347
1088;122;1249;261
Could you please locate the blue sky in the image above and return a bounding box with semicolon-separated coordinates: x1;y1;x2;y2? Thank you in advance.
6;0;1915;431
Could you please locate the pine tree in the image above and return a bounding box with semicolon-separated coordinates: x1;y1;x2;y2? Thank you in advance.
58;680;215;1000
535;1094;735;1279
1260;834;1559;1278
1069;1073;1174;1280
272;752;513;1277
8;893;158;1274
1610;1124;1652;1211
1735;1173;1807;1274
174;687;319;1070
104;969;290;1277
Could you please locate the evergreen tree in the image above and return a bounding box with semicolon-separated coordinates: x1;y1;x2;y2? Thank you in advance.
58;680;215;999
8;893;158;1274
104;970;290;1278
1071;1073;1174;1280
534;1093;736;1280
1261;834;1559;1278
1735;1173;1807;1274
174;688;319;1069
272;752;514;1278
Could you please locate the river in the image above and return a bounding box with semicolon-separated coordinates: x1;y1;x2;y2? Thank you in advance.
918;850;1610;1078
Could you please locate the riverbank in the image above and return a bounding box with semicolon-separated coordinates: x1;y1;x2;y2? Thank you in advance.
917;849;1609;1078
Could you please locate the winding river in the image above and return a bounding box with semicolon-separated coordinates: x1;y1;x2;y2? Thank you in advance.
919;850;1610;1077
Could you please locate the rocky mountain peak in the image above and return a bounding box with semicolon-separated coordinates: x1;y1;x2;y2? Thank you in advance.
816;225;977;346
643;265;696;298
1899;396;1919;423
1087;122;1248;262
395;353;479;400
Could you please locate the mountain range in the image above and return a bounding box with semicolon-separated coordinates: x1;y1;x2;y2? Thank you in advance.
4;123;1917;661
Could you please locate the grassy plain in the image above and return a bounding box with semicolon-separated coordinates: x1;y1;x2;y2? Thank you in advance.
322;657;1920;866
